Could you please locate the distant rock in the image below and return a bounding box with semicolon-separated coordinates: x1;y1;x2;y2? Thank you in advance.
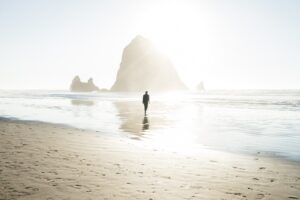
197;81;205;91
111;35;187;92
71;99;94;106
70;76;99;92
99;88;109;92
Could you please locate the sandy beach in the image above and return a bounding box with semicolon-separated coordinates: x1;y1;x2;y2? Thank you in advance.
0;119;299;200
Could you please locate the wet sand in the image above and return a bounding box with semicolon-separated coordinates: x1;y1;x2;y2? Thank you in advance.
0;119;300;200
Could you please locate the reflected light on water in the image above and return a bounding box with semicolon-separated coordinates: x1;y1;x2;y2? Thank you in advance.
155;91;187;103
1;90;300;160
142;102;204;154
114;92;206;154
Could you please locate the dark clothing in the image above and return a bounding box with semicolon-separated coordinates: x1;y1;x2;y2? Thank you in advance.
143;94;150;113
144;103;148;112
143;94;150;104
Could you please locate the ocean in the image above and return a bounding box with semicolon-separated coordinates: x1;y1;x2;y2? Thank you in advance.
0;90;300;161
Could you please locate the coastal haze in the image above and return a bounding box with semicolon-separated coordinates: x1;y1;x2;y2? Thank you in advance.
0;0;300;90
1;0;300;200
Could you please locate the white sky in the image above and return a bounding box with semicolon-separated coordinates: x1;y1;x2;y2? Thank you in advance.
0;0;299;90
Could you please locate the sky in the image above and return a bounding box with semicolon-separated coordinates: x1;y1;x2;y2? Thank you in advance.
0;0;299;90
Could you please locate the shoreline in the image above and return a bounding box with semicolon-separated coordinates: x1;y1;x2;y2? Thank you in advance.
1;116;299;164
1;119;300;199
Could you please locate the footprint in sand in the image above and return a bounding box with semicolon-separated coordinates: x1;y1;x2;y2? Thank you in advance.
233;166;245;170
71;184;82;189
259;167;266;170
161;176;171;179
190;185;203;189
256;193;265;199
25;186;39;192
288;197;299;199
226;192;243;196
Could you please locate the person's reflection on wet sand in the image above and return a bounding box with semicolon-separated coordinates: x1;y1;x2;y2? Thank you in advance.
113;101;167;137
114;101;145;136
142;116;149;131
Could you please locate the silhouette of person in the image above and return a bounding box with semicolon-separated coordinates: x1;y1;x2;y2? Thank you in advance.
142;91;150;115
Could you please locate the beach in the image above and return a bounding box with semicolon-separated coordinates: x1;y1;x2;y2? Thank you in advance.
1;0;299;199
1;119;299;200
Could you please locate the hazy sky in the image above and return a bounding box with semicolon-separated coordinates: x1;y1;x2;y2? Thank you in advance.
0;0;299;90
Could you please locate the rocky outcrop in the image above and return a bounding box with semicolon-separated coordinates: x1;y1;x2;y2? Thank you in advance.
197;81;205;91
111;35;187;92
70;76;99;92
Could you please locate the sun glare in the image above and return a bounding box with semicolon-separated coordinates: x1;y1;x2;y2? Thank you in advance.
156;91;187;103
137;1;199;52
134;0;214;89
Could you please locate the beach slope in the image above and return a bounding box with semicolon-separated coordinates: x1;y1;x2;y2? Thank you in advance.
0;120;299;199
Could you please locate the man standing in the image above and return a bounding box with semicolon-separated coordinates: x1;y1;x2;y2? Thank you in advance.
142;91;150;115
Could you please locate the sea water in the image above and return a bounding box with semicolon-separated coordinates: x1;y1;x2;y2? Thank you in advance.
0;90;300;160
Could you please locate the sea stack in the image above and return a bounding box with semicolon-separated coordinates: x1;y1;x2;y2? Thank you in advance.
70;76;100;92
111;35;187;92
197;81;205;91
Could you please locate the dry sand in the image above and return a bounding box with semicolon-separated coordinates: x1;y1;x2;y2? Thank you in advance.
0;119;299;200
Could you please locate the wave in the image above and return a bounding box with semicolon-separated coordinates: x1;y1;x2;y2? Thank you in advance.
1;89;300;109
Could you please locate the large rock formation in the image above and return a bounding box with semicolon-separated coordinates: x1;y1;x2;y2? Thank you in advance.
111;35;187;92
70;76;99;92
